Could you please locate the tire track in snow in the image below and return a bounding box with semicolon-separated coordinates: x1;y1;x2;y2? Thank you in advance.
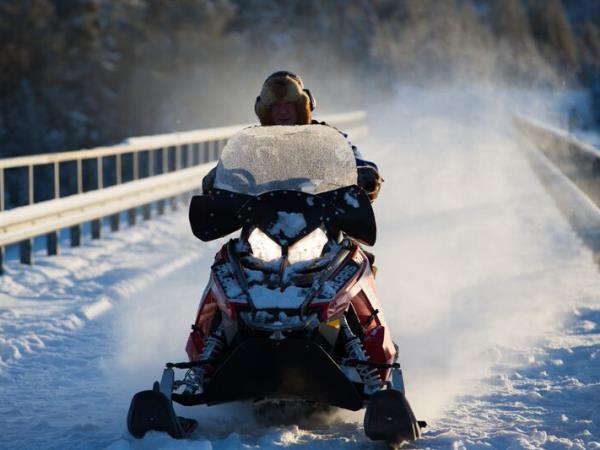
0;212;203;369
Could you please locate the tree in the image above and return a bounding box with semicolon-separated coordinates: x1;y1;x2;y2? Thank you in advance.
529;0;579;70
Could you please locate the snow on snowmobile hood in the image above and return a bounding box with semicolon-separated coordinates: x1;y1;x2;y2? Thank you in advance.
189;125;376;245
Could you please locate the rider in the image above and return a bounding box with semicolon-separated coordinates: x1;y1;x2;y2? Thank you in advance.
202;71;383;201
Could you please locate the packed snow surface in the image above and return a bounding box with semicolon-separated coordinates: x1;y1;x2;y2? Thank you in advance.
1;88;600;449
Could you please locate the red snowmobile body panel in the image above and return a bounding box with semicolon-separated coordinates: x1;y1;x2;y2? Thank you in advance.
186;241;396;381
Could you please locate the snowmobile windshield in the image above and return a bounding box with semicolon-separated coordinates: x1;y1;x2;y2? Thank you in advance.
214;125;358;195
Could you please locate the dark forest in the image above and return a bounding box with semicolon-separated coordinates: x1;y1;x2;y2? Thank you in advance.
2;0;600;157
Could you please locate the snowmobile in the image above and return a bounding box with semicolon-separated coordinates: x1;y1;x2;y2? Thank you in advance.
127;125;425;445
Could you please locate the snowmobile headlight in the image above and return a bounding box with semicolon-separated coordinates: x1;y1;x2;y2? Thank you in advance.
248;228;282;261
288;228;328;264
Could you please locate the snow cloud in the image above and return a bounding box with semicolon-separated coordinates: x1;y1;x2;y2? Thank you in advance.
364;84;600;423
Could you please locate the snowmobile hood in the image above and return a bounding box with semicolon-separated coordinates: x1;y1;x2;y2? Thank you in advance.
189;186;376;246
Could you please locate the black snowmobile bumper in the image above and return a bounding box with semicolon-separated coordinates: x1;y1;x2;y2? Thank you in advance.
172;338;363;411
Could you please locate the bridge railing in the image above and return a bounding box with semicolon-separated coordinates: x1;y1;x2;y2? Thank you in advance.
513;115;600;248
0;111;368;273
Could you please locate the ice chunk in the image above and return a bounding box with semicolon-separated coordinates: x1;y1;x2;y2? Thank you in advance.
268;212;306;239
244;269;264;283
318;281;338;299
249;285;308;308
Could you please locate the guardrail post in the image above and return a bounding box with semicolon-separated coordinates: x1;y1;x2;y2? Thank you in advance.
142;204;151;220
158;199;165;215
128;208;136;226
163;147;168;174
112;153;123;232
20;239;33;265
96;155;105;235
149;149;155;176
29;165;34;205
0;168;4;212
203;141;210;162
0;247;3;274
77;159;83;194
133;152;139;180
193;143;199;165
91;219;102;239
47;232;59;255
212;140;219;160
54;162;60;198
70;225;81;247
110;214;119;231
97;157;103;189
175;145;181;170
116;154;122;184
127;152;137;224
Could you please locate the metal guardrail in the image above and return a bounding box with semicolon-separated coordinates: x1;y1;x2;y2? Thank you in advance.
513;116;600;159
0;111;368;272
513;116;600;208
514;115;600;250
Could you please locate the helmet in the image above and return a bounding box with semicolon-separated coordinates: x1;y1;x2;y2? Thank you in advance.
254;71;316;125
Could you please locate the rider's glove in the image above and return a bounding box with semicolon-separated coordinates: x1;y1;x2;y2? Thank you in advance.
357;166;383;202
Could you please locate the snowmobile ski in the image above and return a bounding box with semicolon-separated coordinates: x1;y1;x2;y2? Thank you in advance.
127;382;197;439
363;389;422;444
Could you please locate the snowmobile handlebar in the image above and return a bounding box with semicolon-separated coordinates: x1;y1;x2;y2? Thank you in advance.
342;359;401;370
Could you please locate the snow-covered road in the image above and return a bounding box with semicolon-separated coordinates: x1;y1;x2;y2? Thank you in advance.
1;88;599;449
